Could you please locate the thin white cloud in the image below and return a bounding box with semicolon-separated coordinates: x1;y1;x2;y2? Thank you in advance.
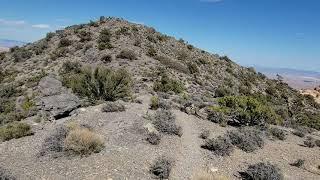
200;0;223;2
0;19;26;26
31;24;50;29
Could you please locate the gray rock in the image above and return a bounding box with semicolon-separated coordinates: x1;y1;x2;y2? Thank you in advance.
39;93;80;119
37;76;80;119
38;76;63;96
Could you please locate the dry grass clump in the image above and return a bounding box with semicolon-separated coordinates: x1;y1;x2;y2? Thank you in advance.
199;129;210;139
146;132;161;145
150;156;173;179
64;127;104;155
303;136;317;148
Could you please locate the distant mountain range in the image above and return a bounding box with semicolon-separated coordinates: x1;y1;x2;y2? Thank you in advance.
254;66;320;89
0;39;27;48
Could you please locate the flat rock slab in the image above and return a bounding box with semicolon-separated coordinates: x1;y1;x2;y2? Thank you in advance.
37;76;80;119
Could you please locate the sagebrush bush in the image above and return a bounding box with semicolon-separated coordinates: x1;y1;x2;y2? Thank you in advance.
153;110;182;136
153;74;185;94
101;102;126;112
146;132;161;145
147;47;157;57
58;38;72;47
98;28;113;50
150;96;159;110
269;127;286;140
155;55;190;74
227;127;264;152
199;129;210;139
76;30;92;42
61;63;131;101
0;166;16;180
201;136;233;156
100;54;112;63
39;126;69;156
240;162;283;180
64;128;104;155
116;49;137;60
46;32;55;41
0;52;6;60
188;62;199;74
304;136;316;148
292;129;305;137
150;156;173;179
12;48;32;62
0;122;33;141
214;85;233;98
290;159;305;168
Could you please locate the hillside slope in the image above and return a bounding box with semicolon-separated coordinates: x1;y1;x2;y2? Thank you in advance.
0;17;319;179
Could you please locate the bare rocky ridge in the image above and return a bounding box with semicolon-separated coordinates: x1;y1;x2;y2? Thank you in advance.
0;17;320;179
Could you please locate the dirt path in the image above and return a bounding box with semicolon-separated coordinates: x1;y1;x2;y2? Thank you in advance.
170;110;205;180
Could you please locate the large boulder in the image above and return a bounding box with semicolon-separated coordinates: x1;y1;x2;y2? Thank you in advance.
37;76;80;119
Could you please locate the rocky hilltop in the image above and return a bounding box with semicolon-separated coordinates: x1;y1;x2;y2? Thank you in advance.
0;17;320;180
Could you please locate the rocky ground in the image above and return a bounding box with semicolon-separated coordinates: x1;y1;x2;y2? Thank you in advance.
1;93;320;179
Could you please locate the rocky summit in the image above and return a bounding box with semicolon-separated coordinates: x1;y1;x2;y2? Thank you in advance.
0;17;320;180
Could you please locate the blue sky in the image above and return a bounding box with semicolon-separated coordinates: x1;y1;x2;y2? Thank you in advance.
1;0;319;72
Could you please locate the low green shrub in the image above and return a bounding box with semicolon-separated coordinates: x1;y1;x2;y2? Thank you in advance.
98;28;112;50
269;127;286;140
155;56;190;74
150;156;173;179
152;110;182;136
187;62;199;74
0;122;33;141
12;48;32;62
61;62;131;102
153;74;185;94
218;96;282;126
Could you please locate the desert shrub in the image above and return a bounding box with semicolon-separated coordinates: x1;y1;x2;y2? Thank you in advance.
0;52;6;60
0;166;16;180
146;132;161;145
50;47;69;60
98;28;112;50
147;35;157;43
150;96;159;110
177;50;188;61
100;54;112;63
150;156;173;179
64;128;104;155
188;62;199;74
290;159;305;168
155;56;190;74
295;111;320;130
101;102;125;112
45;32;55;41
199;129;210;139
12;48;32;62
147;47;157;57
218;96;282;126
315;139;320;147
133;39;141;47
39;125;69;156
88;20;99;27
116;26;130;36
61;65;131;101
76;30;92;42
304;136;316;148
201;136;234;156
207;107;229;125
292;129;305;138
240;162;283;180
116;49;137;60
152;110;182;136
219;56;232;62
61;61;81;74
187;44;194;50
227;127;264;152
153;74;185;94
269;127;286;140
0;122;33;141
32;41;48;55
58;38;72;47
99;16;106;22
214;85;233;97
